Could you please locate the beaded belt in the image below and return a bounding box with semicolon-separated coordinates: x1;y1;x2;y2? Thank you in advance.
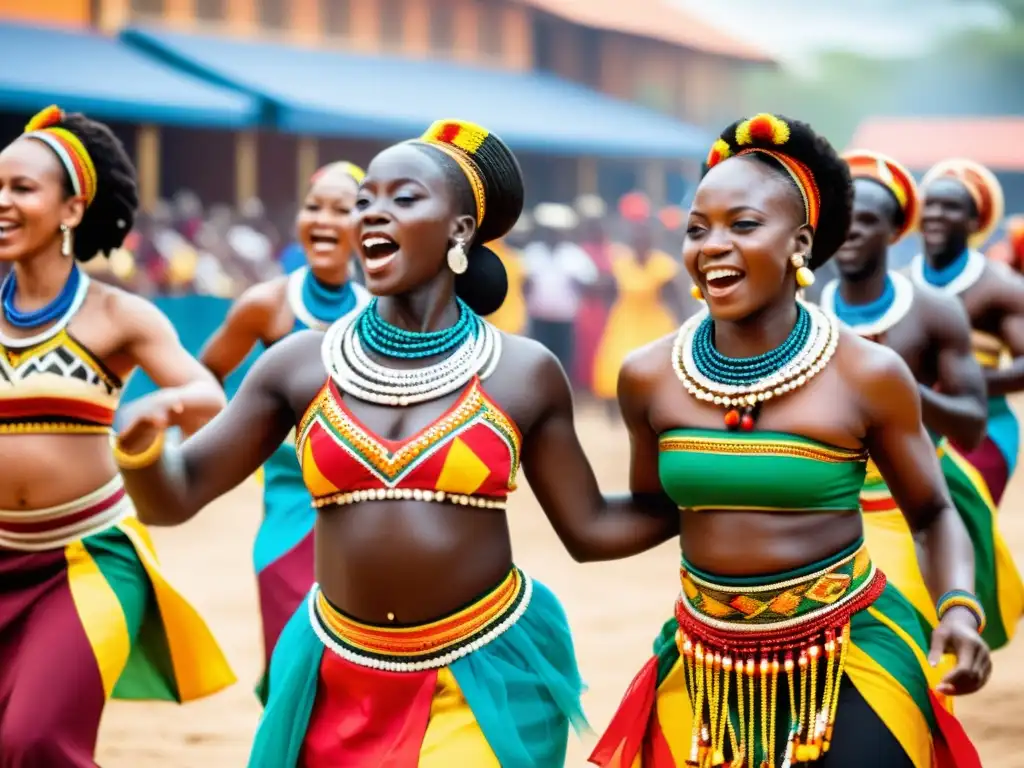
309;566;531;672
311;487;507;510
674;541;885;767
0;475;131;551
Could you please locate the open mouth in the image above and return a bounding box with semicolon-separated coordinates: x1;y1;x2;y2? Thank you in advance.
703;267;745;297
361;233;400;273
309;228;340;254
0;222;19;240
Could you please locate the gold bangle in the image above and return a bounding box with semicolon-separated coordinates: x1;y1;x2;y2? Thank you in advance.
114;429;166;470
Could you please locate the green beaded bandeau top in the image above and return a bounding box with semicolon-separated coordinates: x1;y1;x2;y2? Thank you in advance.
659;428;868;512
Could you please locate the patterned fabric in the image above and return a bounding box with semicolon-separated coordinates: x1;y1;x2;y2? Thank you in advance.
0;328;120;433
297;377;521;507
658;429;867;512
681;544;874;628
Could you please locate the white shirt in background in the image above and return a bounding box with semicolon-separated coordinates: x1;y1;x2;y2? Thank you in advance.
522;241;599;322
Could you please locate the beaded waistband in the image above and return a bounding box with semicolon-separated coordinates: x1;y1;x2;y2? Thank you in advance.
309;566;531;672
674;542;885;766
311;487;506;510
0;475;131;551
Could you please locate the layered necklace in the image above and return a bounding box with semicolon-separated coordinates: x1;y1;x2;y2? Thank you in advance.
287;266;366;331
909;249;985;296
322;297;501;406
819;271;914;340
0;263;91;348
673;301;838;431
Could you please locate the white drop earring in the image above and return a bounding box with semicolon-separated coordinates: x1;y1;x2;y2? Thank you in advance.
60;224;73;258
447;239;468;275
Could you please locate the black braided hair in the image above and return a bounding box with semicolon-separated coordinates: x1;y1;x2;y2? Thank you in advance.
411;130;524;316
28;113;138;262
703;114;852;270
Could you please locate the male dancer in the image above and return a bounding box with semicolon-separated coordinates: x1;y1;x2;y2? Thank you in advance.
819;150;1023;650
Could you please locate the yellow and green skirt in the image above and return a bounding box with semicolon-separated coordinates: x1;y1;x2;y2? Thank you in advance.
861;442;1024;650
590;540;980;767
0;476;236;764
249;566;589;767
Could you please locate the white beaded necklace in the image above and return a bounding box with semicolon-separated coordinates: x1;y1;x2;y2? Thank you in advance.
909;250;986;297
819;271;915;338
0;270;91;349
321;308;502;406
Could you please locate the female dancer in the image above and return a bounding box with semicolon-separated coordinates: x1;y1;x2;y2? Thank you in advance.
819;149;1022;651
590;114;988;767
112;119;678;767
200;160;370;696
0;105;234;765
912;160;1020;505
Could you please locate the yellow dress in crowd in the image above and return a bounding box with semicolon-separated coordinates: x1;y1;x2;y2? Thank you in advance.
485;240;528;335
592;244;679;400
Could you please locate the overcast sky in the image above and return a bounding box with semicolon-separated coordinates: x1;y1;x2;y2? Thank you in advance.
672;0;1009;67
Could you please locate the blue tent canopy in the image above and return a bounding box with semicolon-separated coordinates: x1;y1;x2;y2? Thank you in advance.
0;23;260;128
122;27;710;158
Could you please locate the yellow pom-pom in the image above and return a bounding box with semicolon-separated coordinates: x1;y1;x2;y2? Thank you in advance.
796;266;815;288
736;113;791;147
706;139;732;167
422;119;489;155
24;105;65;133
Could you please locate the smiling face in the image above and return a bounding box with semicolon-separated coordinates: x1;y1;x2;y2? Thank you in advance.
683;156;811;321
296;166;360;278
835;178;899;281
0;138;84;263
352;144;475;296
920;177;976;262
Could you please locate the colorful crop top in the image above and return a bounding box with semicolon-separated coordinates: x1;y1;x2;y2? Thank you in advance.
658;428;867;512
296;376;521;510
0;328;121;435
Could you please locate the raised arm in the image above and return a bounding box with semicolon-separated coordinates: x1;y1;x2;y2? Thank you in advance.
858;342;990;694
984;264;1024;396
521;346;678;563
113;291;225;435
918;289;987;449
115;333;312;526
200;283;277;383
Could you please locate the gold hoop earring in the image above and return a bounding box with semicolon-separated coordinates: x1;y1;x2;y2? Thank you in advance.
447;240;468;275
791;253;814;288
60;224;74;258
690;284;704;301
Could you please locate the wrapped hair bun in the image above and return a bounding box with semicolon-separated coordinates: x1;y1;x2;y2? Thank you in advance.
455;243;508;317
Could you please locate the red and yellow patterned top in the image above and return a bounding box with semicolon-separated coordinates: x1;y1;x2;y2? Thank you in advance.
296;377;521;509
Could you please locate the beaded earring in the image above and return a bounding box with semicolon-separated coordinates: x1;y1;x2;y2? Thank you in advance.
791;253;814;288
60;224;73;258
690;284;704;301
447;239;468;275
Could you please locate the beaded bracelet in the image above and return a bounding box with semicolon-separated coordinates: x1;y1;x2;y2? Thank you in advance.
113;429;166;470
936;589;986;634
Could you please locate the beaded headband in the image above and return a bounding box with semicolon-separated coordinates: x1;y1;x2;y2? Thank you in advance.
311;160;365;186
21;105;98;207
922;158;1005;247
842;149;919;243
706;113;821;232
410;120;488;227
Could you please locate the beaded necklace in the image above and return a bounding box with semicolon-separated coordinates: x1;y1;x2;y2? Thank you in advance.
322;302;501;406
819;272;914;339
1;263;81;330
0;267;91;349
286;266;364;331
357;297;475;360
673;301;838;431
909;250;985;296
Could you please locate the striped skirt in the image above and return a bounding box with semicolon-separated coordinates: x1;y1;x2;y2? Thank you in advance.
953;395;1019;506
249;566;589;767
0;476;235;765
861;441;1023;650
589;541;980;767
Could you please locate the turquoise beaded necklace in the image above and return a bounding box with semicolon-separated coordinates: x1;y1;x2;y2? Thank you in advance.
357;297;478;359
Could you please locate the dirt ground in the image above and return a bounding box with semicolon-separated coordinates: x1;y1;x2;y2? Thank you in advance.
97;403;1024;767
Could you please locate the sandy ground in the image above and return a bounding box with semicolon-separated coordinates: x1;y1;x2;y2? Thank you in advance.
97;404;1024;767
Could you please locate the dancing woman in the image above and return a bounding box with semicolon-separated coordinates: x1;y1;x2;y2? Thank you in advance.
200;160;369;694
0;106;234;766
819;150;1023;651
591;114;987;767
912;160;1020;504
113;119;679;767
